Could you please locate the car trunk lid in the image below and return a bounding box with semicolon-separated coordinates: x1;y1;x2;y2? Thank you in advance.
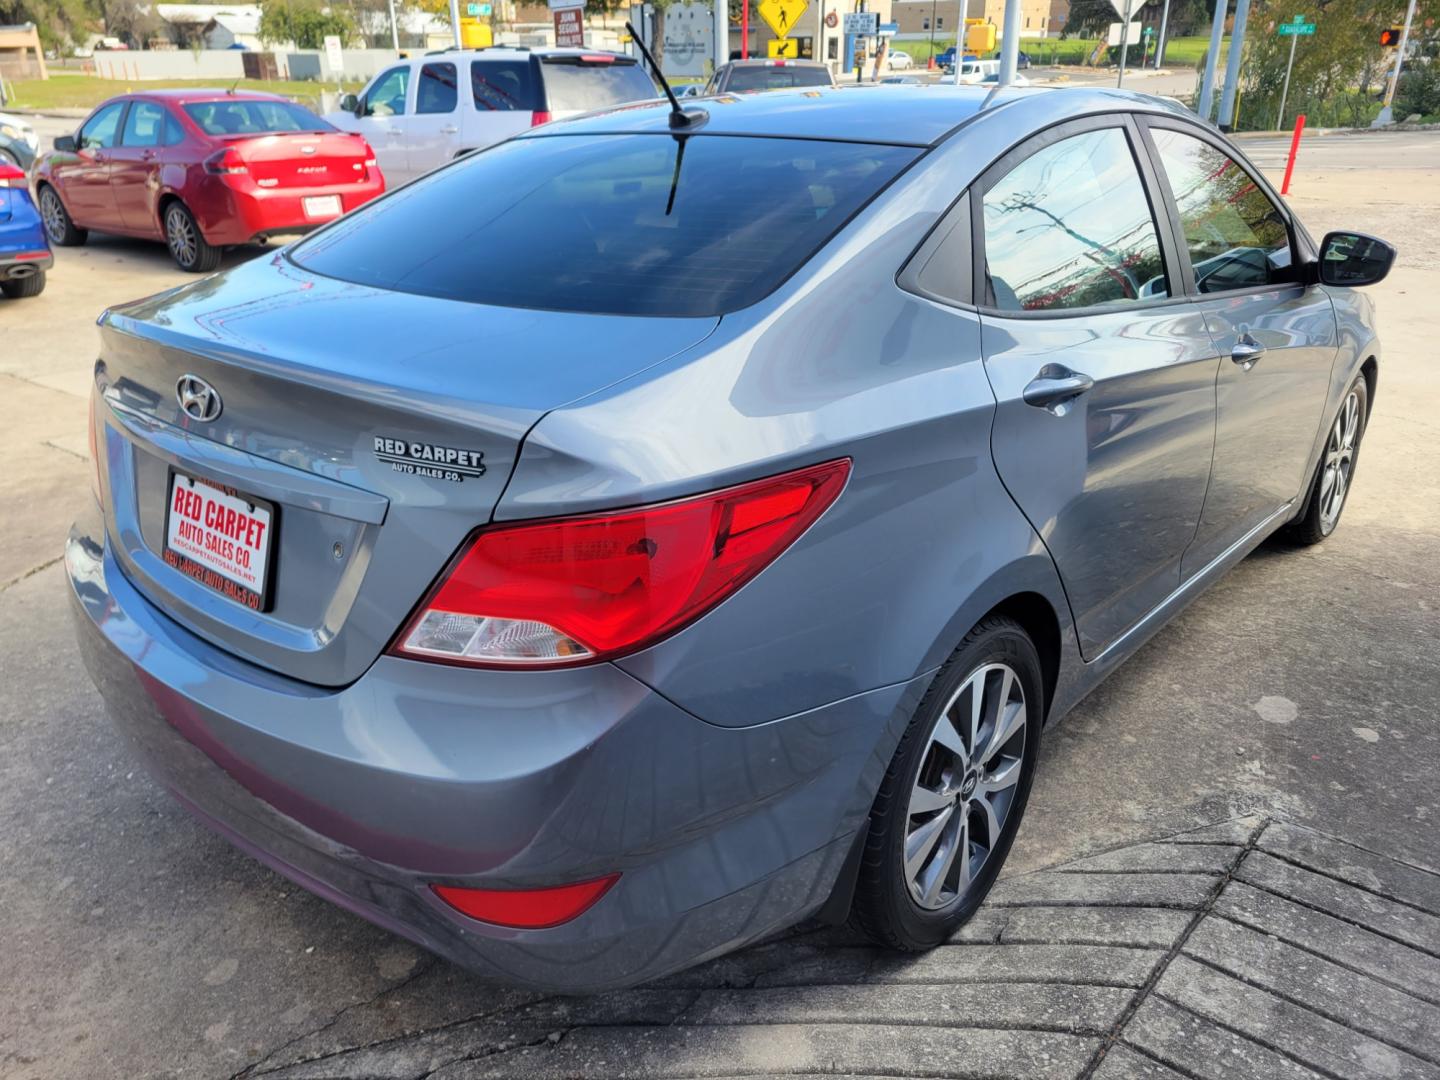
223;131;373;189
94;253;718;686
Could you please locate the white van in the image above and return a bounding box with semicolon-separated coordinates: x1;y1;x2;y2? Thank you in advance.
954;59;1000;84
327;48;658;186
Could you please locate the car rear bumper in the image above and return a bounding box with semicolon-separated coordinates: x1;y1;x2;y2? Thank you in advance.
67;502;920;991
0;247;52;279
197;179;385;246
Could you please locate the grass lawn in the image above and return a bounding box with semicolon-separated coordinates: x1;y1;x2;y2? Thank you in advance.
891;34;1225;70
3;74;365;111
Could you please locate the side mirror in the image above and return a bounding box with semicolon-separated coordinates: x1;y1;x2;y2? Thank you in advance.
1318;231;1395;288
339;93;360;115
54;134;75;152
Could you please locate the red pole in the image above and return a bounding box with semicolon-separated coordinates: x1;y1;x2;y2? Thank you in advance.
742;0;749;58
1280;113;1305;196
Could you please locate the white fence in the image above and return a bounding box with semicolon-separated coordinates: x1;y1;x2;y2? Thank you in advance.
89;47;405;83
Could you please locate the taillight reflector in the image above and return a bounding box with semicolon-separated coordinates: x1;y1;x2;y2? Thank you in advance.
431;874;619;928
391;458;850;668
530;110;552;126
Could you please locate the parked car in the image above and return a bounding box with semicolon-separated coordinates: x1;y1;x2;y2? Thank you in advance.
980;71;1031;86
1016;49;1032;69
0;159;51;298
0;110;40;170
327;48;658;186
69;85;1392;992
33;90;384;273
881;75;924;85
886;49;915;70
939;49;978;73
953;58;1000;83
705;59;836;93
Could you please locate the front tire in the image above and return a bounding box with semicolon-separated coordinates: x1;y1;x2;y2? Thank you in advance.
851;615;1043;950
1;271;45;298
164;201;222;273
1287;374;1368;545
39;185;86;247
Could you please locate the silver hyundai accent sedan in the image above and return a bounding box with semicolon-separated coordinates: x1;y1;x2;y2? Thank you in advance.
68;85;1394;991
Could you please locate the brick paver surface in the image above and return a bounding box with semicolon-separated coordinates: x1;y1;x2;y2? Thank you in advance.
242;817;1440;1079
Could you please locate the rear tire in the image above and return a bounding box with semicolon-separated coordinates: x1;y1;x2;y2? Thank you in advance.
1;271;45;298
164;201;222;273
1286;374;1368;545
39;185;86;246
850;615;1043;950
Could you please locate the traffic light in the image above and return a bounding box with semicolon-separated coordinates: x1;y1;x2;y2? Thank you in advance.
1379;26;1404;47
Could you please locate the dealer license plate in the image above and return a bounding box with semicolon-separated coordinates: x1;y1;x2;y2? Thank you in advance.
164;471;276;611
303;194;343;219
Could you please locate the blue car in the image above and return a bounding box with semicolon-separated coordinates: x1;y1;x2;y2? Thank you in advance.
68;86;1392;990
0;158;50;299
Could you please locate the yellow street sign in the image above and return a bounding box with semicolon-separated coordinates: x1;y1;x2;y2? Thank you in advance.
768;37;799;57
757;0;807;39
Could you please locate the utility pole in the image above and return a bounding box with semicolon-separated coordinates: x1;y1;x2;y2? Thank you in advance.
1115;0;1133;88
1197;0;1226;121
1374;0;1417;126
998;0;1020;84
387;0;400;51
951;0;971;84
927;0;937;62
714;0;728;74
1216;0;1249;130
1154;0;1170;68
449;0;463;46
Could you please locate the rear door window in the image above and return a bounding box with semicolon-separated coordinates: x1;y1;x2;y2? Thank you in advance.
471;59;539;111
1149;127;1295;294
538;57;657;111
982;126;1169;311
417;62;458;114
121;101;167;147
291;133;917;316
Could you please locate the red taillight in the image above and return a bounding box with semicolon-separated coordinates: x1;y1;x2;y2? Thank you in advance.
10;250;49;260
530;110;552;126
391;458;851;668
431;874;619;929
0;162;26;188
579;53;616;63
203;147;247;174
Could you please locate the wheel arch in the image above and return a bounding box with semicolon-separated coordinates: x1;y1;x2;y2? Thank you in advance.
983;591;1061;724
1360;354;1379;417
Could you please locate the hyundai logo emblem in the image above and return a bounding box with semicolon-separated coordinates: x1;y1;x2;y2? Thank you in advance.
176;374;222;423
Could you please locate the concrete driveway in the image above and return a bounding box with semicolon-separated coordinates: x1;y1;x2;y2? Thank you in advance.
1;125;1437;1079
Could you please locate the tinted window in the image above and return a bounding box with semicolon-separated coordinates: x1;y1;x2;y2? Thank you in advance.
471;59;538;111
164;111;186;145
292;133;916;317
121;101;167;147
983;127;1169;311
538;58;657;111
365;66;410;117
183;100;329;135
79;102;125;150
1151;128;1294;294
725;65;832;91
417;62;458;114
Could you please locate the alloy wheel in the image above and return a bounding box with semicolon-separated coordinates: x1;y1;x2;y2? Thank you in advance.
166;206;197;268
40;188;66;242
1319;390;1360;532
904;662;1027;910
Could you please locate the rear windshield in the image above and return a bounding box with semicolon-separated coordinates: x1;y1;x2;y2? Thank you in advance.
290;133;917;317
725;65;832;91
184;100;329;136
539;58;658;112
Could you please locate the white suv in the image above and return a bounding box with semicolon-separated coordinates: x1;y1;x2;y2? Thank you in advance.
327;48;658;186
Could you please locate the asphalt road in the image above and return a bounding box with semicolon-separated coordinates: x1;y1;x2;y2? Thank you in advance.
1;124;1437;1079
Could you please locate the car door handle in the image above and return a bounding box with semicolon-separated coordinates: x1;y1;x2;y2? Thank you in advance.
141;149;157;161
1023;365;1095;414
1231;333;1266;370
440;125;459;134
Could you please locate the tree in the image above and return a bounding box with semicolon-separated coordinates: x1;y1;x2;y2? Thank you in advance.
103;0;162;47
257;0;358;48
0;0;102;53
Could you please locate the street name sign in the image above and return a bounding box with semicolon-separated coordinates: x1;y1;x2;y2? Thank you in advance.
1277;15;1315;35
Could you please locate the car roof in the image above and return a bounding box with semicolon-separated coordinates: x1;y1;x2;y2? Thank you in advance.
725;59;828;67
124;88;291;105
421;46;635;61
527;85;1191;149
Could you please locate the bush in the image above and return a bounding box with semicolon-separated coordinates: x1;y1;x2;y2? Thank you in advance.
1395;61;1440;119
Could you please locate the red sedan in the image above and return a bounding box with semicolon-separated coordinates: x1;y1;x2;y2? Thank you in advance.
34;90;384;272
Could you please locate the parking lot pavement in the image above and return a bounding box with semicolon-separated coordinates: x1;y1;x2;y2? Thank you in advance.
1;130;1438;1078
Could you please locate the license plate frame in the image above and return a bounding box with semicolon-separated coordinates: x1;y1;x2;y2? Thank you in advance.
163;469;278;612
303;194;343;220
